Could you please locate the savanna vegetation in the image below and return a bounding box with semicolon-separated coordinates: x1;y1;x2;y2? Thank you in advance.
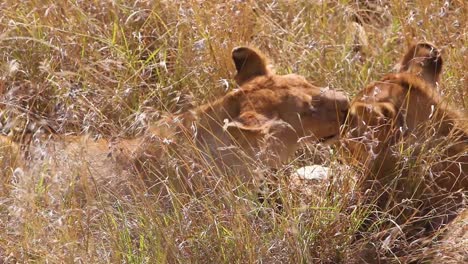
0;0;466;263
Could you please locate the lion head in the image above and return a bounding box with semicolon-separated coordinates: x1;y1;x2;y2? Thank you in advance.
342;42;458;169
201;46;350;167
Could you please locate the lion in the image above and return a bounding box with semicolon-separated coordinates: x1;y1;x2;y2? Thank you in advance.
342;42;467;260
344;42;467;195
9;46;349;199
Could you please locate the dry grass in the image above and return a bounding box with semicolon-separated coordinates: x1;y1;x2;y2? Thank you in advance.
0;0;466;263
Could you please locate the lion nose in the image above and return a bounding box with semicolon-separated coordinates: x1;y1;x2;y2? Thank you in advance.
335;91;350;115
322;89;350;118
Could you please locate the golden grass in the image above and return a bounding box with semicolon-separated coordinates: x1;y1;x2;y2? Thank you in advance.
0;0;466;263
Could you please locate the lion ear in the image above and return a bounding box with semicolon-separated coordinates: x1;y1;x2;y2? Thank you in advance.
223;111;269;136
398;42;443;86
223;111;297;164
232;47;271;86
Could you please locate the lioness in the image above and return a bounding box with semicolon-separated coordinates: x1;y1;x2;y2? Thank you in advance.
6;47;349;198
345;42;467;193
345;42;467;188
343;42;467;260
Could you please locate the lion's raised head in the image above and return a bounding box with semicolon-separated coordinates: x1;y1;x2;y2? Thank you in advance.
342;41;467;228
343;42;449;166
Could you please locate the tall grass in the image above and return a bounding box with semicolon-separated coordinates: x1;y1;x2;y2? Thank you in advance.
0;0;466;263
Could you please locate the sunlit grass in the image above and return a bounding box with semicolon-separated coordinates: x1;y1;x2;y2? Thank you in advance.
0;0;466;263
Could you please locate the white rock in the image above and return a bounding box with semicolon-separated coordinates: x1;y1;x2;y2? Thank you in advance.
294;165;330;181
